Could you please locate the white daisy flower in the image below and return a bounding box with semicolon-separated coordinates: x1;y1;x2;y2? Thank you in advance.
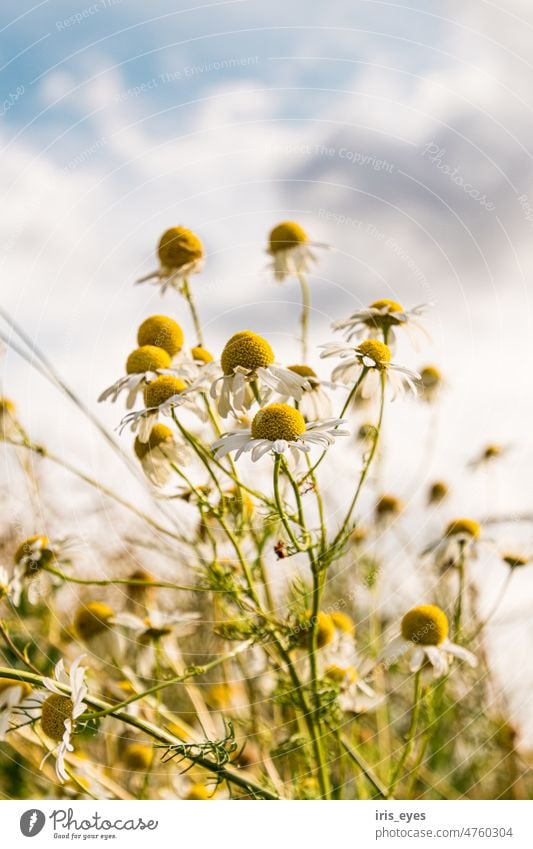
210;331;310;418
278;365;333;421
0;565;24;608
320;339;420;399
113;609;200;677
0;676;33;740
382;605;477;678
136;227;204;294
133;423;191;485
332;299;429;347
12;535;71;606
419;365;445;403
326;665;381;714
426;518;483;571
267;221;326;282
212;403;348;464
40;655;88;783
98;345;179;409
118;374;204;443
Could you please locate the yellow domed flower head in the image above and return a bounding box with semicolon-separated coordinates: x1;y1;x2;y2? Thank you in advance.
375;494;403;521
99;345;174;409
73;601;114;642
213;401;347;462
137;226;204;293
41;694;74;741
321;336;419;398
288;363;317;381
221;331;275;375
251;404;306;442
123;742;153;772
185;784;212;800
401;605;449;646
191;345;214;364
0;397;16;416
125;568;156;607
350;526;367;546
223;486;254;522
119;373;203;445
298;610;335;649
419;365;443;402
267;221;322;282
502;553;529;570
428;480;449;505
330;611;356;637
144;375;187;409
158;227;203;271
357;339;391;369
211;330;311;418
286;365;333;419
14;535;53;575
445;518;481;540
332;300;428;345
137;316;184;356
126;346;171;375
134;423;173;460
325;664;358;685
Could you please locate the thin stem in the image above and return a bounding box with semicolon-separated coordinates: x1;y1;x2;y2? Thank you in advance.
181;277;203;345
453;544;467;641
44;565;205;594
297;271;311;363
273;455;305;551
335;730;387;798
388;668;423;797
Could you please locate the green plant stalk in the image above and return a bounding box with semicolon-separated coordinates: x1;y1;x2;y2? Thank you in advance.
273;455;305;551
181;277;204;346
297;271;311;363
388;668;423;797
0;665;277;799
453;544;467;640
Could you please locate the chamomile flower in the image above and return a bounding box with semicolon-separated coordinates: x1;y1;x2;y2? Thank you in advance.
419;365;444;403
428;518;483;570
72;601;122;660
0;677;32;740
428;480;449;505
98;345;176;409
0;565;24;607
0;397;18;439
375;494;403;523
212;403;348;463
332;299;429;347
12;535;63;605
320;339;420;399
134;424;191;485
113;609;200;676
119;375;204;442
383;605;477;678
210;331;310;417
137;315;184;356
468;443;508;470
40;655;89;783
137;227;204;294
267;221;325;282
281;365;333;420
325;664;380;715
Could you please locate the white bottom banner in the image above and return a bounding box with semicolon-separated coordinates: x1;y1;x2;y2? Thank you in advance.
2;800;533;848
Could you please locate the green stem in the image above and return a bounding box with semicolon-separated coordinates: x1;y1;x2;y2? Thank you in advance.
44;565;204;594
335;730;387;798
273;455;305;551
388;668;423;797
453;544;466;641
297;271;311;363
181;277;203;345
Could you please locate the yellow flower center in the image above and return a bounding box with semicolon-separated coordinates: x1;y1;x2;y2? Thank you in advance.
376;494;402;517
251;404;306;442
325;664;358;685
401;604;449;646
300;611;335;648
428;480;448;503
502;553;529;569
126;346;170;375
191;345;214;364
14;535;50;566
269;221;308;253
0;397;16;415
157;227;203;270
123;743;153;771
288;364;318;390
0;677;31;698
144;375;187;408
369;298;404;312
445;518;481;539
330;611;356;636
421;366;442;387
41;694;74;741
137;316;184;356
134;424;173;460
221;331;275;375
483;444;502;460
185;784;211;800
357;339;391;368
74;601;114;641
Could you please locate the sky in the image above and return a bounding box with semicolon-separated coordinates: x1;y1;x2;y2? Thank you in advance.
2;0;533;743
